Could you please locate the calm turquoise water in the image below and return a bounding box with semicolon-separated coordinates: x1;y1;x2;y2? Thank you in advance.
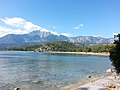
0;51;111;90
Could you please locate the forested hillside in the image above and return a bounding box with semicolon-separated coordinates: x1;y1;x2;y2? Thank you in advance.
4;41;114;53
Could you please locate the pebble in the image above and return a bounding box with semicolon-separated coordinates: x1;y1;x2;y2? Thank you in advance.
87;75;92;78
32;80;39;83
14;87;20;90
32;80;44;85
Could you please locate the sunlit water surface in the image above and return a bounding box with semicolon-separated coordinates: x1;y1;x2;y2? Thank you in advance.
0;51;111;90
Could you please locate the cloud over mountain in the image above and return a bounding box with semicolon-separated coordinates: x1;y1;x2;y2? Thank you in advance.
61;33;72;37
0;17;71;37
1;17;49;32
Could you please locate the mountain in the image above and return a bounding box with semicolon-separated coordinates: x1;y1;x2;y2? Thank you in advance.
0;30;68;44
69;36;114;44
0;30;68;48
0;30;114;48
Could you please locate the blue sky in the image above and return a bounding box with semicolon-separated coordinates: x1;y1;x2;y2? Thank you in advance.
0;0;120;37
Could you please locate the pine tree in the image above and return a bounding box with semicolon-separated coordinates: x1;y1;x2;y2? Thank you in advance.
109;34;120;74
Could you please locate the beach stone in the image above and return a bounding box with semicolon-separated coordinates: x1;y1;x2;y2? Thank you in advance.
32;80;44;85
14;87;20;90
87;75;92;78
32;80;39;83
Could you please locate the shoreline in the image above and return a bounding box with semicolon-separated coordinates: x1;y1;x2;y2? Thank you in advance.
47;52;109;57
61;74;120;90
61;75;107;90
0;51;109;57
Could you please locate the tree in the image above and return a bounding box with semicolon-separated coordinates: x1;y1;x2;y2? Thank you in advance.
109;34;120;74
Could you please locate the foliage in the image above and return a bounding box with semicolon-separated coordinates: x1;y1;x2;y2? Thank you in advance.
1;41;114;53
34;41;82;52
109;36;120;74
23;41;113;53
90;44;110;53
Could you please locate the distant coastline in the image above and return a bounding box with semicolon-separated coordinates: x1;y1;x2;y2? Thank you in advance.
0;41;113;54
0;50;109;57
46;52;109;57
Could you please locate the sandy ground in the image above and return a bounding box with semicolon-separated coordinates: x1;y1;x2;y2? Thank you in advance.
48;52;109;56
61;75;120;90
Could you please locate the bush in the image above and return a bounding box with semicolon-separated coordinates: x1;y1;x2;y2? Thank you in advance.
109;34;120;74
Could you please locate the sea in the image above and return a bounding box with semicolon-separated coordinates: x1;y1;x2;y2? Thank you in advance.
0;51;111;90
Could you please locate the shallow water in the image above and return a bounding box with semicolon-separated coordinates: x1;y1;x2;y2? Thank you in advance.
0;51;111;90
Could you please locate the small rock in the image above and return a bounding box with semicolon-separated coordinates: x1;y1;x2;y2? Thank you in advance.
14;87;20;90
87;75;92;78
32;80;39;83
32;80;44;85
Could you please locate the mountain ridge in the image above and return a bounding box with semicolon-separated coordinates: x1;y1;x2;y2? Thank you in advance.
69;36;113;44
0;30;114;48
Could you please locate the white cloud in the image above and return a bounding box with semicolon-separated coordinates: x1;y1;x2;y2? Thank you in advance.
41;28;49;32
0;17;50;37
61;33;72;37
74;24;83;30
113;33;119;38
74;26;79;30
1;17;25;28
23;22;40;30
0;17;43;32
113;33;118;36
0;17;72;37
50;31;59;35
0;26;27;37
79;24;83;27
